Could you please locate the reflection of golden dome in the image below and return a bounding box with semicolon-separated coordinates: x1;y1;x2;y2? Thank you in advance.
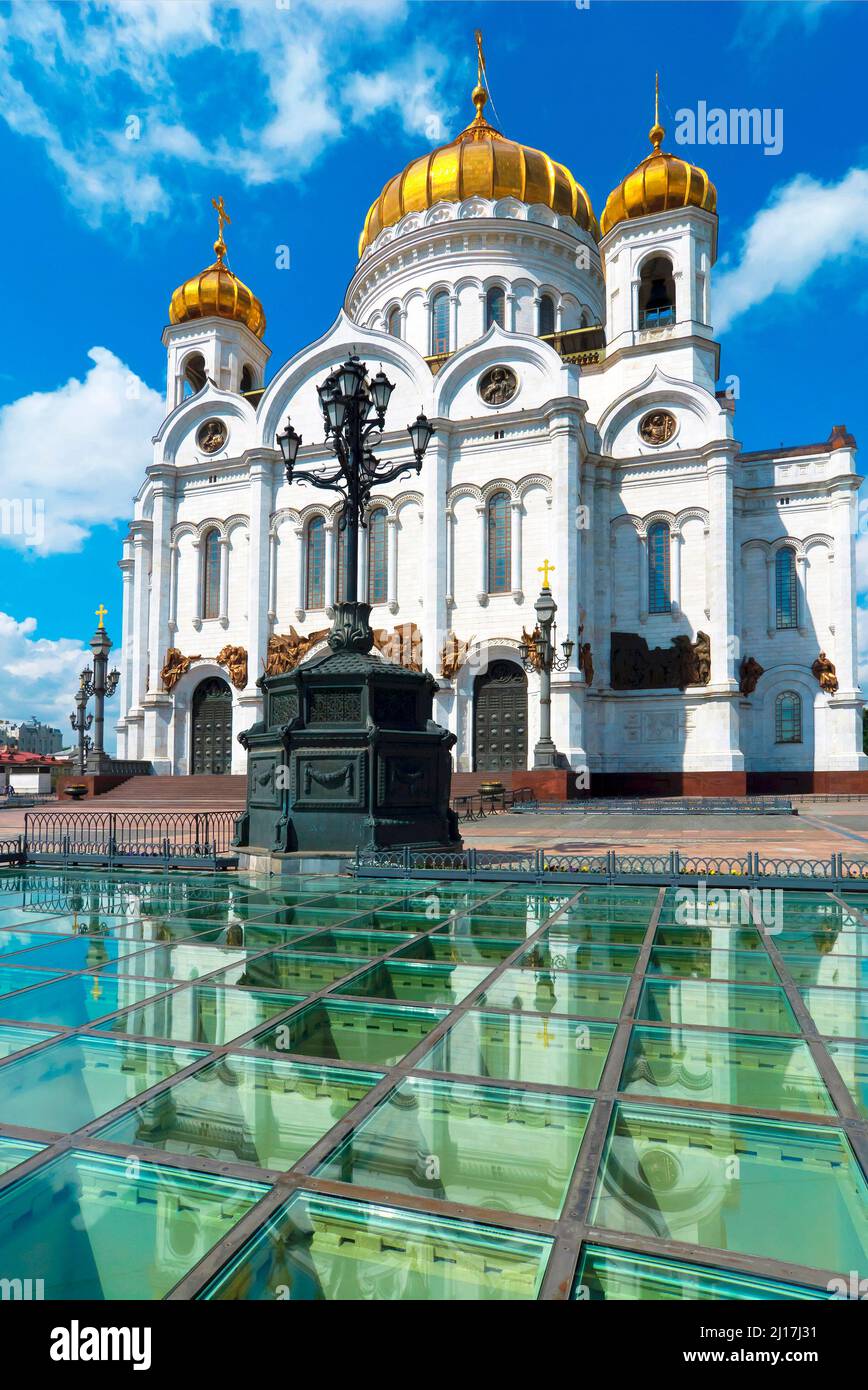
169;197;265;338
358;80;597;257
600;79;716;237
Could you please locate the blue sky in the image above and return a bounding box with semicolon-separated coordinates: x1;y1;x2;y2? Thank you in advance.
0;0;867;731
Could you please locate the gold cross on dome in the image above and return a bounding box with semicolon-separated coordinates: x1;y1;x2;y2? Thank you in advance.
538;559;555;589
95;604;108;629
212;194;231;238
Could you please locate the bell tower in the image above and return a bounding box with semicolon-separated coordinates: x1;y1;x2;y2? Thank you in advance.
162;197;270;412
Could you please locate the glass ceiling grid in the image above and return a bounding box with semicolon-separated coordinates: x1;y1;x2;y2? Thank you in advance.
0;869;863;1301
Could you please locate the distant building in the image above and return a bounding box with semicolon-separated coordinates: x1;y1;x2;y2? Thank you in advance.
0;718;63;756
0;749;61;795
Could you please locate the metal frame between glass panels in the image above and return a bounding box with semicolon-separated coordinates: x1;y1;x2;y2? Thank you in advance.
0;867;863;1301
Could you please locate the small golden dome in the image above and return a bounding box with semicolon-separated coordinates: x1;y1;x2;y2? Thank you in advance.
169;197;266;338
600;84;716;238
358;77;597;257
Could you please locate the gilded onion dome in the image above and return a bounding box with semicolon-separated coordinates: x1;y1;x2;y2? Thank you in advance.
169;196;266;339
358;74;597;257
600;82;716;237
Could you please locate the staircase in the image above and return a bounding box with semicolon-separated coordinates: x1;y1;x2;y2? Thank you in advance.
94;775;246;809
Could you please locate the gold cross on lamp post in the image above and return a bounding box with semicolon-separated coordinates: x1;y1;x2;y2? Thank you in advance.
538;559;555;589
95;604;108;629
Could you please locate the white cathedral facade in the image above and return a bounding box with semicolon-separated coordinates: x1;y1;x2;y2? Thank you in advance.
116;69;865;793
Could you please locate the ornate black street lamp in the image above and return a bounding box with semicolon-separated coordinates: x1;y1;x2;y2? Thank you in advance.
277;355;433;646
69;669;94;776
86;606;120;775
235;355;458;855
519;560;574;770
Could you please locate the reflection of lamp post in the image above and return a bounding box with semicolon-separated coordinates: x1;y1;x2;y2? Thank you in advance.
85;605;120;774
519;561;574;770
277;355;433;647
69;669;94;776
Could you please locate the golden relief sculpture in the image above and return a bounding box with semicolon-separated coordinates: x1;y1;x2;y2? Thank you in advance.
264;628;329;677
811;652;839;695
521;625;544;673
372;622;423;671
739;656;764;696
639;410;677;445
216;645;248;690
160;647;201;692
439;631;474;681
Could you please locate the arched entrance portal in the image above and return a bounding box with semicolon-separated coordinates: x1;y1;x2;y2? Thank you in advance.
190;677;233;774
473;661;528;771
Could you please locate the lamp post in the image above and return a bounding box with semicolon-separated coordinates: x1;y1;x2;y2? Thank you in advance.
85;605;120;775
277;355;434;648
69;669;93;776
519;560;574;770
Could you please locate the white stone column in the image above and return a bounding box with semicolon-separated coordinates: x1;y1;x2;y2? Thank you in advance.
245;454;273;689
325;521;335;615
766;554;776;637
295;525;306;620
192;539;204;630
387;515;399;614
707;452;738;688
449;294;459;351
445;507;455;611
358;520;369;603
510;498;523;600
831;488;858;692
146;477;174;692
167;540;179;635
476;503;487;603
268;531;277;622
218;537;230;627
116;541;134;756
670;530;682;613
549;406;586;765
423;430;450;675
638;531;649;622
796;554;807;634
507;291;517;331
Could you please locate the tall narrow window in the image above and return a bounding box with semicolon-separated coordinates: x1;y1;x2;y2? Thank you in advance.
775;547;798;629
367;507;388;604
202;528;221;620
486;286;506;330
387;306;401;338
638;256;676;329
431;292;450;354
647;523;671;614
539;294;555;337
487;492;512;594
775;691;802;744
305;516;326;609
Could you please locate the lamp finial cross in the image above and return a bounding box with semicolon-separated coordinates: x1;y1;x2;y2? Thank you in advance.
538;559;555;589
95;604;108;629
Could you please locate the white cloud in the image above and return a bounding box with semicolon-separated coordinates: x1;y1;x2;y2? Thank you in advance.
0;611;88;731
0;347;163;554
0;0;458;225
715;167;868;331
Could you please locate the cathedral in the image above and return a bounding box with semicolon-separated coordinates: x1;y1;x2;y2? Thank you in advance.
116;55;865;793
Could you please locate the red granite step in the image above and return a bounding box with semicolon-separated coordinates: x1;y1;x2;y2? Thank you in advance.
94;775;246;808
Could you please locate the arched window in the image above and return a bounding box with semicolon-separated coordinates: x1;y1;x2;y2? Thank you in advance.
240;364;255;393
775;691;802;744
775;547;798;629
431;291;450;354
183;353;206;398
647;522;671;614
202;528;221;620
639;256;676;329
305;516;326;609
367;507;388;604
486;286;506;330
539;295;555;337
487;492;512;594
386;306;401;339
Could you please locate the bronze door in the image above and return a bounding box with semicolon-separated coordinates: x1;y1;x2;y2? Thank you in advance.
191;678;233;774
473;662;528;770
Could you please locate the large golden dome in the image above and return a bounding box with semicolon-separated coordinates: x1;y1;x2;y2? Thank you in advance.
358;81;597;257
600;101;716;237
169;198;266;338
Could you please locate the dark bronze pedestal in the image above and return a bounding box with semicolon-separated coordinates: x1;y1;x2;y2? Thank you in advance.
234;603;461;853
